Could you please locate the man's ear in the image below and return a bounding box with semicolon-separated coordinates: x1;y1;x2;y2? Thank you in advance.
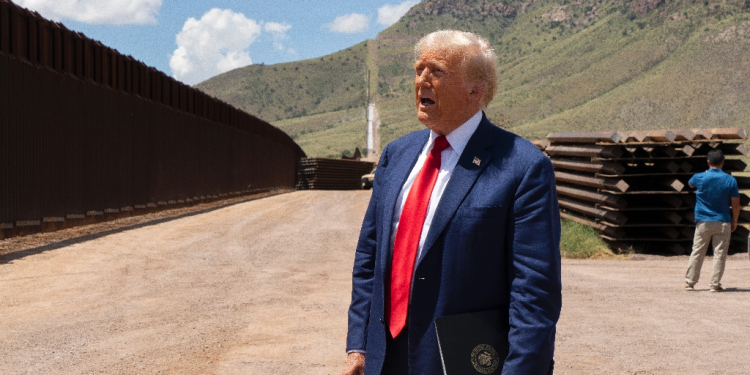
467;81;486;103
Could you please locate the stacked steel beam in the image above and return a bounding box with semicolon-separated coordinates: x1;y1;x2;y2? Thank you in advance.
545;128;749;255
296;158;375;190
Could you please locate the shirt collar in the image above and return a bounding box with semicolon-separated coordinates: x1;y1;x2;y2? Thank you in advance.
427;110;483;156
708;168;723;173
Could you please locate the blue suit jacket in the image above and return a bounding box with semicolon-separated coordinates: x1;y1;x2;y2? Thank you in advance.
346;114;562;375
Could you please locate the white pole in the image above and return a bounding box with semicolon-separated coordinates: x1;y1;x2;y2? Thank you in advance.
367;103;375;157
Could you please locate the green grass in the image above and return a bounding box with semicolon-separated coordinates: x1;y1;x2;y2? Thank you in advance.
559;219;616;259
273;107;367;158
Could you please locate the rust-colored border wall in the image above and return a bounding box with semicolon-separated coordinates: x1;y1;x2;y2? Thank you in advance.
0;0;305;228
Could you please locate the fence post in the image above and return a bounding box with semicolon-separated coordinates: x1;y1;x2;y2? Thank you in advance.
27;10;38;65
38;18;52;70
141;65;150;100
130;58;139;95
11;4;27;61
150;68;160;104
187;86;194;115
61;27;74;76
169;78;177;109
82;36;92;81
123;55;131;94
0;1;10;56
93;40;102;84
116;53;124;91
51;22;62;72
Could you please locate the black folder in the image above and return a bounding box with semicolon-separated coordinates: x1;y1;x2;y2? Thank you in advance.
434;309;509;375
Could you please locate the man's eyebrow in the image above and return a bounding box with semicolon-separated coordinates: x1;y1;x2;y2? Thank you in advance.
415;60;447;70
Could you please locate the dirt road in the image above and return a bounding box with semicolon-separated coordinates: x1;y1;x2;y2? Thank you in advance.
1;191;749;374
558;255;750;374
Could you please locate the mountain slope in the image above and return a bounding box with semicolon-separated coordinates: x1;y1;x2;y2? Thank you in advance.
198;0;750;157
196;41;368;122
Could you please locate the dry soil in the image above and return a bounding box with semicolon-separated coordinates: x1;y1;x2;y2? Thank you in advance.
1;190;749;375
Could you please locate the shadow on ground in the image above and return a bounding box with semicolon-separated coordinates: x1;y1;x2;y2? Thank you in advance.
0;191;289;265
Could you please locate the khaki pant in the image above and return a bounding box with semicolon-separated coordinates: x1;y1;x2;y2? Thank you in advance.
685;222;731;288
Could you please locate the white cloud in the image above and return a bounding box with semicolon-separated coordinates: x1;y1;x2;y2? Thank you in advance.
377;1;419;27
324;13;370;33
170;8;262;85
264;21;291;34
14;0;161;25
264;22;293;52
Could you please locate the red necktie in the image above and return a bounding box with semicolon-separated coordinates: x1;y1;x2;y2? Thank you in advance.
389;136;450;338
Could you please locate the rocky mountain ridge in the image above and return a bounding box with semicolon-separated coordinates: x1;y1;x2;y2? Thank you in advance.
421;0;518;19
198;0;750;157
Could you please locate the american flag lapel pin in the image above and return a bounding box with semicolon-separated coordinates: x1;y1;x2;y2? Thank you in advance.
472;156;481;166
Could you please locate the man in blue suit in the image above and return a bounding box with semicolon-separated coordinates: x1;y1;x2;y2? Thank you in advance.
342;30;561;375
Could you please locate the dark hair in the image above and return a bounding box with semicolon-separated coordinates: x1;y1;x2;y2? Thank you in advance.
707;149;724;167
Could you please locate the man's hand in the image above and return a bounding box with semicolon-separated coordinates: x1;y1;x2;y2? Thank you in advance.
341;352;365;375
732;220;738;232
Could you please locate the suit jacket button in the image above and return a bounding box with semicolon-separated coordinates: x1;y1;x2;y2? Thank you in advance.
379;318;385;324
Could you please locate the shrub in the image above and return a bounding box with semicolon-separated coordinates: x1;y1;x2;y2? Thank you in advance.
559;219;614;259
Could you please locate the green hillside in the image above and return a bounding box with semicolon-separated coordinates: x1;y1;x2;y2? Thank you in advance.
273;107;367;158
197;0;750;157
196;41;369;123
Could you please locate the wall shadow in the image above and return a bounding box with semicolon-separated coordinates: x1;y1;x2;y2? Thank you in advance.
0;192;288;265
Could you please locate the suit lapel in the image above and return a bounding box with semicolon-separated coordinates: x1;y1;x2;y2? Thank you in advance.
416;116;497;267
380;131;428;272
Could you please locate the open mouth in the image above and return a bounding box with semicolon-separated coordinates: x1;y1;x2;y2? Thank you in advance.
420;98;435;105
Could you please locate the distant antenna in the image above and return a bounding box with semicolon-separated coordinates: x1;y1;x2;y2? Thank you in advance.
366;67;370;105
365;67;375;158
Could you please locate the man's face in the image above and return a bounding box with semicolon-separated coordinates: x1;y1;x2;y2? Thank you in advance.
414;50;476;136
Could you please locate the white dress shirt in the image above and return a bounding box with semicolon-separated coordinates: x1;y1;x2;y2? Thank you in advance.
390;110;483;260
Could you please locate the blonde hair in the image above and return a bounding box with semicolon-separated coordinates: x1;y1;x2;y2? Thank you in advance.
414;30;498;108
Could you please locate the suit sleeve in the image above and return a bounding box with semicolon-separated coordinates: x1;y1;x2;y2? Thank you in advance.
502;154;562;374
346;146;389;352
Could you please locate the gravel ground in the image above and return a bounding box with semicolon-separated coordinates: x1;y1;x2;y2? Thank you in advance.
558;254;750;375
1;190;749;374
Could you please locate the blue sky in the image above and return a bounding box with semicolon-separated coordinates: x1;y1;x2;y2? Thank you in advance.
15;0;420;84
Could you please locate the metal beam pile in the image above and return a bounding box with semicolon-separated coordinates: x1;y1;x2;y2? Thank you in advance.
543;128;750;255
296;158;375;190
